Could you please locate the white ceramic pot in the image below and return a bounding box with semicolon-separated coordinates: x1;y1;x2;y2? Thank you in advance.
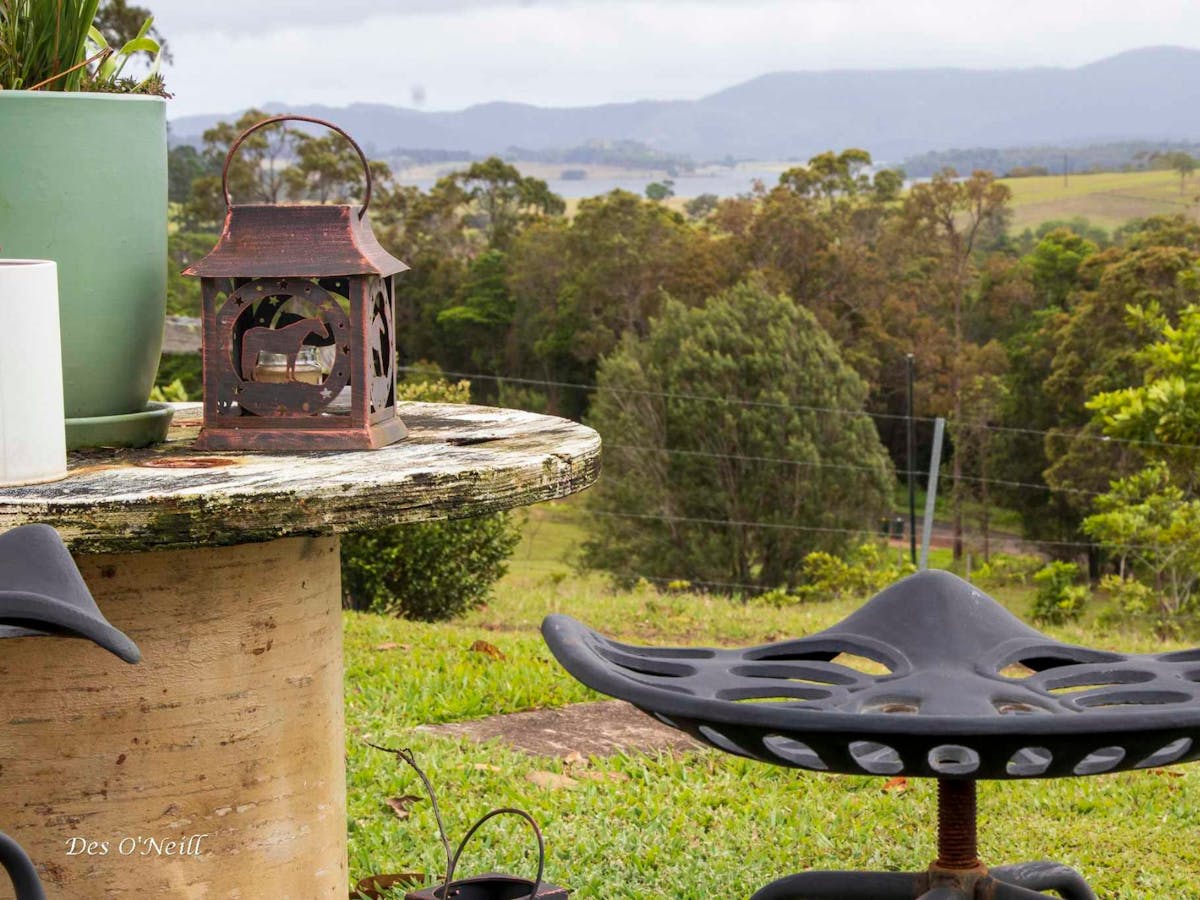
0;259;67;485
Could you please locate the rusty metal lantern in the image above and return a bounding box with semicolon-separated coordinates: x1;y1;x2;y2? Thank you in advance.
183;115;409;451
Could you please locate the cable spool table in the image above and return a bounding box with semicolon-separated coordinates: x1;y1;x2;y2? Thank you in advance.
0;402;599;899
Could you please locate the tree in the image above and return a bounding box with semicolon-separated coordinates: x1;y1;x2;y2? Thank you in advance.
446;157;564;249
745;150;906;392
1027;228;1098;307
1042;241;1200;507
1080;304;1200;622
507;189;735;414
1033;217;1110;247
956;368;1007;560
370;176;476;373
582;278;894;591
184;109;299;225
991;305;1082;547
1174;153;1196;195
1116;213;1200;252
1087;304;1200;493
902;169;1012;559
684;193;719;220
435;249;514;373
779;148;872;205
645;179;675;201
1083;464;1200;622
1154;150;1197;194
167;143;212;207
285;130;371;203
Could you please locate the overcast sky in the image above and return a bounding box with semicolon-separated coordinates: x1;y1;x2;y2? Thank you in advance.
154;0;1200;119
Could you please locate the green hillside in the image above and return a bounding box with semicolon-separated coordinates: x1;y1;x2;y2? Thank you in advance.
1000;169;1199;230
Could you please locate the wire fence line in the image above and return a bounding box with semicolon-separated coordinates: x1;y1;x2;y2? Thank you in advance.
405;366;1189;572
610;440;1153;508
405;367;1160;500
400;365;922;423
608;442;1105;498
426;366;1200;550
401;364;1200;454
505;556;777;595
536;508;1171;557
410;369;1152;504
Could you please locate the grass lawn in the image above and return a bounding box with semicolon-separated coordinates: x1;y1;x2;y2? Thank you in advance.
999;168;1199;232
344;509;1200;898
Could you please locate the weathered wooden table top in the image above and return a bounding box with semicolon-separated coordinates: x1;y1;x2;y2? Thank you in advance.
0;402;601;553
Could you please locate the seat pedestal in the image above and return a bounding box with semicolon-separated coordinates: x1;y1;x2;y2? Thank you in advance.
751;780;1098;900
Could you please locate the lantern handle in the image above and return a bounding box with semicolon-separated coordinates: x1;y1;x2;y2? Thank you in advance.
221;114;374;220
444;807;545;899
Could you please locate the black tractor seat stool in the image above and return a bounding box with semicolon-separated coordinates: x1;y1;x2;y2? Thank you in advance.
0;524;141;900
542;569;1200;899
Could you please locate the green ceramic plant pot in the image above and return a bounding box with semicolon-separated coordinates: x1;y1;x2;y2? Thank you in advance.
0;92;168;448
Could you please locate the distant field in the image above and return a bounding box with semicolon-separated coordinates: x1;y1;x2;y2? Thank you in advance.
999;168;1199;231
394;158;1200;231
554;165;1200;230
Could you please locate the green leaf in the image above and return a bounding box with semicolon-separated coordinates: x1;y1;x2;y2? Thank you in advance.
117;36;159;57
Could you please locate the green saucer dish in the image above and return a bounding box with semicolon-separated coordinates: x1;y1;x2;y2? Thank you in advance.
65;402;174;450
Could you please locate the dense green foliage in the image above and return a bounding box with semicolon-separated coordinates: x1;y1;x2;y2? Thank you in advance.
1031;560;1088;624
755;541;915;605
152;353;200;398
1075;306;1200;624
341;514;521;622
0;0;98;90
166;230;215;315
582;279;894;590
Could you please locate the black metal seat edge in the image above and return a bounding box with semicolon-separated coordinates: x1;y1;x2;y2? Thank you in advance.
541;570;1200;781
0;524;140;663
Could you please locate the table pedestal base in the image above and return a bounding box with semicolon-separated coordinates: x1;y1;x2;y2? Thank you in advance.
0;535;346;899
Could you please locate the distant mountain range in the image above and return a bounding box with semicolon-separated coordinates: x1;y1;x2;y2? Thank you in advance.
169;47;1200;165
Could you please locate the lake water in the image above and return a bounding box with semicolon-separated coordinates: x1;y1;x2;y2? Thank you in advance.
395;166;791;199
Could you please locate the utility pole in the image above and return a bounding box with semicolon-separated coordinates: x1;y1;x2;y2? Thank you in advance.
920;418;946;570
906;353;917;566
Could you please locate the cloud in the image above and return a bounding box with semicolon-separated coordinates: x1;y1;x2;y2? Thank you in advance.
155;0;694;33
158;0;1200;119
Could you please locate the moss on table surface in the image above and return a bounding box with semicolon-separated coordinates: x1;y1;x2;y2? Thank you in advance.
0;402;599;552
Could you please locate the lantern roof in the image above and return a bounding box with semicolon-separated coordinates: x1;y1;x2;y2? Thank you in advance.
183;204;409;278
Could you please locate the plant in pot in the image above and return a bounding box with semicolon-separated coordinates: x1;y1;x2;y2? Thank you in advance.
0;1;172;448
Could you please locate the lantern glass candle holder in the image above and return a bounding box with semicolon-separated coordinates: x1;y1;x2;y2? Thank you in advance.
253;348;324;385
182;115;409;452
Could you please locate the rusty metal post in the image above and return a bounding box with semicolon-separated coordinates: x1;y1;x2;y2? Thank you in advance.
935;779;980;870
